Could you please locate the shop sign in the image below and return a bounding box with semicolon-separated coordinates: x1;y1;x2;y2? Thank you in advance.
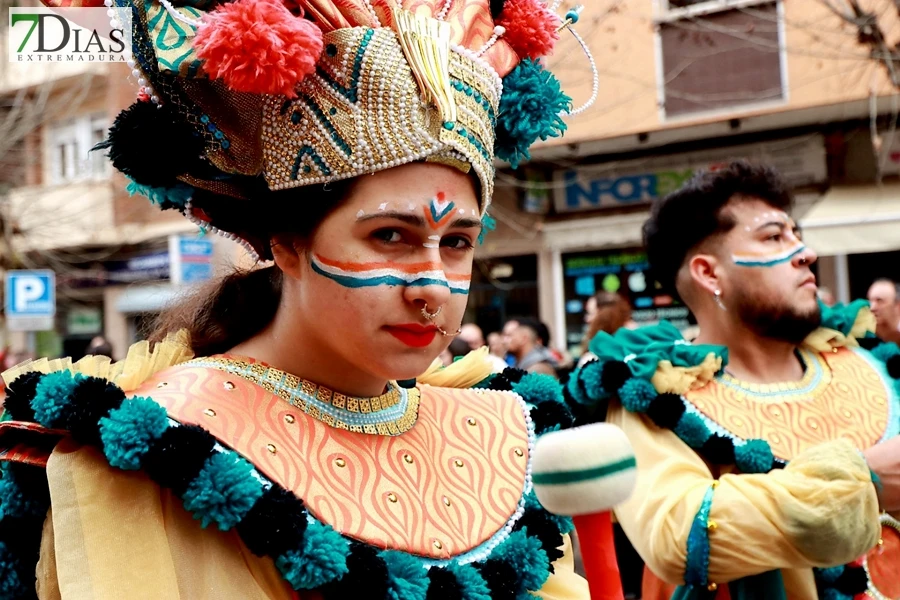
554;134;828;213
107;252;170;283
561;249;691;353
169;235;213;285
67;307;102;335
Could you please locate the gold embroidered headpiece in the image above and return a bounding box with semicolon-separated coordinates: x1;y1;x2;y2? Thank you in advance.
62;0;594;259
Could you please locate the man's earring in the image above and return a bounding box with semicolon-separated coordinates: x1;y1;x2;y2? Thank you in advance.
714;289;727;312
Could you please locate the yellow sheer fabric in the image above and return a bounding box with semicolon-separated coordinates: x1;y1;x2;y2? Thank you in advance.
37;431;587;600
607;404;881;600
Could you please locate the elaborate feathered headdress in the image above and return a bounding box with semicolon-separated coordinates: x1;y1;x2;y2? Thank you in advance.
55;0;595;259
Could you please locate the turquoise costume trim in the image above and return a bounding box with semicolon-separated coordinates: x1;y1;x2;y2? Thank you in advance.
853;346;900;443
683;483;716;589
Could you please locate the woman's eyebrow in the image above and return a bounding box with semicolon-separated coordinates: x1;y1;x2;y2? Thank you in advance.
356;211;426;227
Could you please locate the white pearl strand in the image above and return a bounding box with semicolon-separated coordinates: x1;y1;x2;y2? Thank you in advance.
475;26;506;58
436;0;453;21
185;199;262;263
562;26;598;117
105;0;160;104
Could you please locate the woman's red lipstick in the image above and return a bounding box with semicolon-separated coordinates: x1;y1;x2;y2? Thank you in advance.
386;323;438;348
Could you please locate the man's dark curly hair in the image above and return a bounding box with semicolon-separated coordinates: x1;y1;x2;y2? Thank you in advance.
642;160;794;297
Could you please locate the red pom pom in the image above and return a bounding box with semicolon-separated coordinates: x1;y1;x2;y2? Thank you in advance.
194;0;323;97
497;0;560;60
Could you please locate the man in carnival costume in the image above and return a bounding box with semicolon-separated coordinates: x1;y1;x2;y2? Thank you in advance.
565;161;900;600
0;0;641;598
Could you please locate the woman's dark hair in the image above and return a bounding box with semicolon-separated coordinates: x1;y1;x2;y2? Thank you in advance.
149;180;355;356
642;160;793;297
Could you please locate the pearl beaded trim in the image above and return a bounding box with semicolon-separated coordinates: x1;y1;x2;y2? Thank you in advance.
562;25;598;117
185;199;262;263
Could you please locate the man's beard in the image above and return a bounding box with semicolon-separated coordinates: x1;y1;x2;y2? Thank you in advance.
734;293;822;343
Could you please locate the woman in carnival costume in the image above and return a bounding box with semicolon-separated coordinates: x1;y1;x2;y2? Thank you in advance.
0;0;640;598
565;162;900;600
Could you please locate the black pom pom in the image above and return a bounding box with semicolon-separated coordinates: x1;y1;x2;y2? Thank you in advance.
701;433;735;465
490;0;506;19
237;485;308;557
397;378;417;389
531;401;574;435
886;354;900;379
426;566;463;600
834;565;869;596
858;337;883;350
99;101;204;188
7;463;51;512
475;560;518;600
3;371;43;422
645;392;685;429
65;377;126;446
0;514;45;561
502;368;527;384
142;425;216;496
486;374;514;392
513;510;565;566
600;361;631;393
322;542;389;599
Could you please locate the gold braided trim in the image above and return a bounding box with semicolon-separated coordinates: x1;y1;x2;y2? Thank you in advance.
186;356;421;435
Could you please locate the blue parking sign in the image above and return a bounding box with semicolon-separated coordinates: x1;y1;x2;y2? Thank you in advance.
5;270;55;317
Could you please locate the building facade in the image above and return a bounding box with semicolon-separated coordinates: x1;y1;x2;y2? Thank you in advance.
475;0;900;356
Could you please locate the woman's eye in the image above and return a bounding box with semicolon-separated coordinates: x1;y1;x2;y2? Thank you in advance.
372;229;403;244
767;234;782;242
441;236;474;250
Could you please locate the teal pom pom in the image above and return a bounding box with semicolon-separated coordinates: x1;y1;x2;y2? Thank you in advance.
493;529;550;594
478;213;496;245
0;465;44;519
735;439;775;474
870;342;900;364
512;373;564;406
495;59;571;169
815;566;844;585
126;177;193;209
276;521;350;589
380;551;429;600
183;451;264;530
32;370;83;427
618;378;657;413
448;562;492;600
566;368;589;405
523;489;574;534
0;542;25;598
100;396;169;470
673;412;711;449
580;360;607;402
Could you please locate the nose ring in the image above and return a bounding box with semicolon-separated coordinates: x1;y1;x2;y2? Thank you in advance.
421;304;442;321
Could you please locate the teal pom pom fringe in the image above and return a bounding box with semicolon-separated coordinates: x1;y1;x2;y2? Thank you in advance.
815;566;844;585
579;360;607;403
448;562;492;600
0;464;45;519
380;550;429;600
183;451;264;530
126;177;193;209
0;542;25;598
566;367;589;405
820;590;853;600
673;412;711;449
512;372;564;406
618;378;657;413
495;58;571;169
870;342;900;364
276;520;350;590
100;396;169;470
32;370;83;428
735;439;774;474
478;213;496;245
492;528;550;594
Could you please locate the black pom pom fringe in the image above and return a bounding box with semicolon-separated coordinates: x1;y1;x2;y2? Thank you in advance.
142;425;217;496
65;377;126;446
701;434;736;465
237;485;309;558
530;401;574;435
646;393;686;430
600;361;631;394
3;371;43;422
322;542;390;599
833;565;869;596
426;566;464;600
490;0;506;19
886;354;900;379
476;560;518;600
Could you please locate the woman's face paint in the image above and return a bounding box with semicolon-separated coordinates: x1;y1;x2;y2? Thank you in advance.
294;163;480;382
